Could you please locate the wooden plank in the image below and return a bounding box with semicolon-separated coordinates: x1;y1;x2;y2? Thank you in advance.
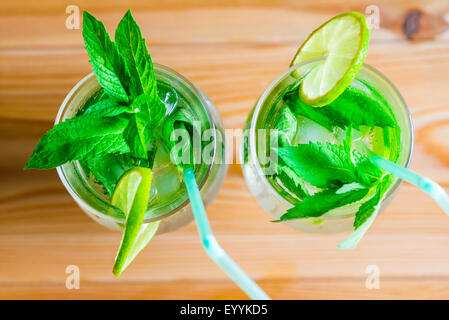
2;165;449;282
0;2;412;50
3;0;448;49
1;278;449;300
2;41;449;122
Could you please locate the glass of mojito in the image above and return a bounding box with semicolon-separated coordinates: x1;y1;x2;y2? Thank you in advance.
55;64;226;234
25;10;226;275
241;12;413;247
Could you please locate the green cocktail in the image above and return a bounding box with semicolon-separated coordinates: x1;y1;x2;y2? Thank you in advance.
55;66;226;232
25;10;227;275
242;62;412;232
242;12;413;247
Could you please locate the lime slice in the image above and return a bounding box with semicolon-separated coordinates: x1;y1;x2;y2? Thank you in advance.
112;167;160;277
291;11;370;107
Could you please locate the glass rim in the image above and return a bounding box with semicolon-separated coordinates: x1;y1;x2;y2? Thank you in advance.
248;58;414;208
56;63;218;224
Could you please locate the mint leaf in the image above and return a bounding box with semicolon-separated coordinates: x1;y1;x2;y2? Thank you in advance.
284;91;345;131
283;79;396;130
273;106;297;147
338;174;393;249
354;174;392;229
84;98;133;117
84;153;151;195
25;115;130;169
77;89;108;116
82;12;130;103
344;125;383;186
332;81;396;129
343;125;353;159
83;97;165;161
336;182;368;194
115;11;166;146
123;113;148;159
277;142;359;189
276;164;310;199
353;151;383;185
277;140;383;191
124;94;166;158
131;94;166;128
84;154;133;195
115;10;157;99
278;187;369;221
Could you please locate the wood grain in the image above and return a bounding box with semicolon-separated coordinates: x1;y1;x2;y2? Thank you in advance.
1;0;449;300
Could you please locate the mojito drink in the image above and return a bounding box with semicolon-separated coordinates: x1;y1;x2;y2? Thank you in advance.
242;12;413;248
25;10;226;275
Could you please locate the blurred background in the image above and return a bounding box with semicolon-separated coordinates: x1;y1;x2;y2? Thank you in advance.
1;0;449;299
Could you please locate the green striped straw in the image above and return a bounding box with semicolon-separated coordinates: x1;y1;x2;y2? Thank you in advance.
357;142;449;215
183;168;270;300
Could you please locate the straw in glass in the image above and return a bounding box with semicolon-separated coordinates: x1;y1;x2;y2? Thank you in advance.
356;141;449;216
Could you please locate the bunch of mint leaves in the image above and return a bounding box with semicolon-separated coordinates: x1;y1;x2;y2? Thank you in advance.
25;10;197;196
272;79;399;249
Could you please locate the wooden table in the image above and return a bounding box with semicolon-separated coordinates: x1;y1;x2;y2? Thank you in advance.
2;0;449;299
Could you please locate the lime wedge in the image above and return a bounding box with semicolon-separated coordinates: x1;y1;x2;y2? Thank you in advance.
112;167;159;277
291;11;370;107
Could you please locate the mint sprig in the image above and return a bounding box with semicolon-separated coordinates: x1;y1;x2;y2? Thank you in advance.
276;140;384;222
278;187;369;221
338;174;393;249
84;153;144;195
283;80;397;131
277;142;367;189
84;98;133;117
24;10;201;277
25;115;131;169
115;10;157;100
353;174;392;229
123;113;148;159
26;10;167;170
83;12;131;103
115;10;167;158
276;164;310;200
